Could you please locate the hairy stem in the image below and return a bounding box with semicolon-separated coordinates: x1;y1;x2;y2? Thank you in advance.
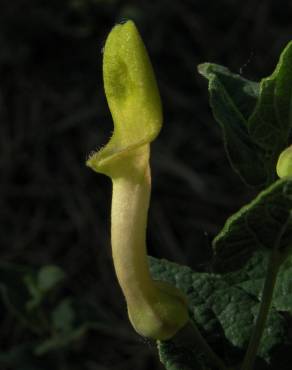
241;249;281;370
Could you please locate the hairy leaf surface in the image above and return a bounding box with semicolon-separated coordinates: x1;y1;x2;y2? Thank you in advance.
213;178;292;272
150;252;292;370
198;63;264;186
199;42;292;187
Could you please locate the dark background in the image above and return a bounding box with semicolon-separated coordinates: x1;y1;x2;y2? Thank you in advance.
1;0;292;369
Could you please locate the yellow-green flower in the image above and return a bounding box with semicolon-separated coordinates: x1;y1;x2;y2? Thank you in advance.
277;145;292;178
87;20;189;340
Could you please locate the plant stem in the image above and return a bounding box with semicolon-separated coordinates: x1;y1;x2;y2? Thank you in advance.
190;321;228;370
241;249;281;370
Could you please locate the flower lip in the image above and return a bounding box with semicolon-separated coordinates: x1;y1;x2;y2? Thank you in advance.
87;20;162;177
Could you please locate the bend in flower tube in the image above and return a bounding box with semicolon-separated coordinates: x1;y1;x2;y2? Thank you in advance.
87;20;189;340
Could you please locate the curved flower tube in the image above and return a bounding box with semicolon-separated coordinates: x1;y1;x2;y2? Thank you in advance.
87;21;189;340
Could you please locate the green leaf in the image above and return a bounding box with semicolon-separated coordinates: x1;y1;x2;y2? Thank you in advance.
248;42;292;178
24;274;44;311
246;41;292;185
213;178;292;272
198;63;259;121
198;63;265;187
150;252;292;370
24;265;65;310
37;265;65;292
158;341;206;370
199;41;292;187
52;298;75;333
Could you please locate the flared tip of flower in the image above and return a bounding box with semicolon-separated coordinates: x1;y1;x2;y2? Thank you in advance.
87;20;162;178
277;145;292;178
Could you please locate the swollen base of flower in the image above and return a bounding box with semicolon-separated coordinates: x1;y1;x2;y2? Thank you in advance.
128;281;189;340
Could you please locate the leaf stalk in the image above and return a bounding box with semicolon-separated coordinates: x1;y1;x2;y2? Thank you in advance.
241;249;281;370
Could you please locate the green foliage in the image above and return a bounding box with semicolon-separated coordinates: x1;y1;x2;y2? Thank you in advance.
154;41;292;369
0;263;109;370
198;63;264;187
51;298;75;333
150;252;292;369
24;265;65;310
213;178;292;272
198;41;292;187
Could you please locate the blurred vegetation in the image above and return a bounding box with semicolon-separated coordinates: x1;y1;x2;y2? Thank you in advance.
1;0;292;369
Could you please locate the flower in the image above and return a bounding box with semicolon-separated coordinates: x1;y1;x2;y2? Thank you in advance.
87;20;189;340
